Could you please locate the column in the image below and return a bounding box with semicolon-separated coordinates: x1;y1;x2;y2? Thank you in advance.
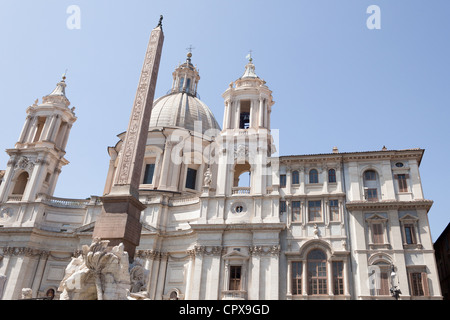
328;259;334;296
25;116;38;143
343;259;350;296
299;167;305;194
30;251;49;297
286;259;292;297
42;115;55;141
159;141;174;189
302;260;307;296
18;116;32;143
154;252;168;300
184;250;195;299
49;115;62;142
60;123;72;150
249;99;255;128
223;101;229;129
286;167;292;195
259;98;264;127
191;247;204;300
249;252;260;300
269;250;280;299
235;100;241;129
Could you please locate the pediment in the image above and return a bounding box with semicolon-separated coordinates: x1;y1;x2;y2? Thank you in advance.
223;249;249;260
365;213;387;222
399;213;419;222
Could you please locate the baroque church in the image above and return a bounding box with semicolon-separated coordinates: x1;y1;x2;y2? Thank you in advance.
0;24;442;300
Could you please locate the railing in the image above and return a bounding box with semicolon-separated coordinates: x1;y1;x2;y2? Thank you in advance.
40;195;90;208
231;187;251;195
222;290;247;300
7;195;23;202
169;196;199;206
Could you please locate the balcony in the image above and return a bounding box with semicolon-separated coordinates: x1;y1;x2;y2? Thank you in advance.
7;195;23;202
231;187;251;195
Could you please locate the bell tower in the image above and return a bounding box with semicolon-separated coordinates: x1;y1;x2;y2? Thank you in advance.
0;75;77;203
216;56;275;199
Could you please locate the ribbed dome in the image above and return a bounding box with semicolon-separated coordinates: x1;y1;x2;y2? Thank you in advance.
149;92;221;135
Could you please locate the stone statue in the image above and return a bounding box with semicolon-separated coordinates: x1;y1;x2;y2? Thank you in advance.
58;238;131;300
203;167;212;187
21;288;33;299
157;15;163;28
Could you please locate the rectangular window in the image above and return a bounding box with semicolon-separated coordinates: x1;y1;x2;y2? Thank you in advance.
292;262;302;295
378;271;390;295
292;201;301;222
280;174;286;188
404;224;416;244
371;223;384;244
333;261;344;295
329;200;339;221
308;200;322;222
409;272;429;296
185;168;197;190
229;266;241;291
279;200;287;214
397;174;408;192
366;188;378;201
292;171;299;184
143;163;155;184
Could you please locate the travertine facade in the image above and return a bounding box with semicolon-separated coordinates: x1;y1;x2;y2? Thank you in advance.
0;30;442;300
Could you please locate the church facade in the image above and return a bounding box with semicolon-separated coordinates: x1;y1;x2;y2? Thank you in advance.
0;33;442;300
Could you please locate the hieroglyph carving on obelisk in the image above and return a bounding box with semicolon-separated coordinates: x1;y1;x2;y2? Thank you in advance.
113;21;164;197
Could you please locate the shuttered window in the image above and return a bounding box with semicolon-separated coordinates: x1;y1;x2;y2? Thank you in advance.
372;223;384;244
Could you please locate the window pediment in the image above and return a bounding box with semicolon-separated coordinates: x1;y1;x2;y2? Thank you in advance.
365;213;388;223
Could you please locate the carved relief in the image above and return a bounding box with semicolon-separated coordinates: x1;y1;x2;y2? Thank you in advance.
115;28;163;186
249;245;280;256
14;156;35;172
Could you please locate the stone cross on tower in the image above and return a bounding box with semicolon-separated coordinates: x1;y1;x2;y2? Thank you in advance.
93;20;164;261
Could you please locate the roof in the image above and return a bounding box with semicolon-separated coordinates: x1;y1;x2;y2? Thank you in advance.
149;92;221;136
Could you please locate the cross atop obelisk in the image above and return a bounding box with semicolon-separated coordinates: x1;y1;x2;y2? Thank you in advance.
93;18;164;261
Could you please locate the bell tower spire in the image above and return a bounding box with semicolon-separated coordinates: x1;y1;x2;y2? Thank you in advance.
0;74;77;204
215;56;276;208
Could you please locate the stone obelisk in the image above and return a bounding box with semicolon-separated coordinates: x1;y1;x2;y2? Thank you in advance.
93;17;164;261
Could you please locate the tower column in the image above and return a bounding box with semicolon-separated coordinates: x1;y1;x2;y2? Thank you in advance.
18;116;32;143
259;97;264;127
235;101;241;129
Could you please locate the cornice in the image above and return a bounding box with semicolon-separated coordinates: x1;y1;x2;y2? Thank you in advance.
345;199;433;212
278;148;424;165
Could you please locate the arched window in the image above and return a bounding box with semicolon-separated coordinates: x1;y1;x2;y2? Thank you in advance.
307;249;327;295
309;169;318;184
233;162;251;188
12;172;29;196
328;169;336;183
292;170;299;185
169;291;179;300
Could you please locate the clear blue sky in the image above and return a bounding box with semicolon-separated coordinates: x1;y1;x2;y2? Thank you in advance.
0;0;449;241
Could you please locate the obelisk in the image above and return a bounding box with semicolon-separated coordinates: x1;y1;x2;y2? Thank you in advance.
93;17;164;261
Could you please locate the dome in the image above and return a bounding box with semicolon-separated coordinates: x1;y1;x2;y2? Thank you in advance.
148;52;221;136
149;92;221;135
